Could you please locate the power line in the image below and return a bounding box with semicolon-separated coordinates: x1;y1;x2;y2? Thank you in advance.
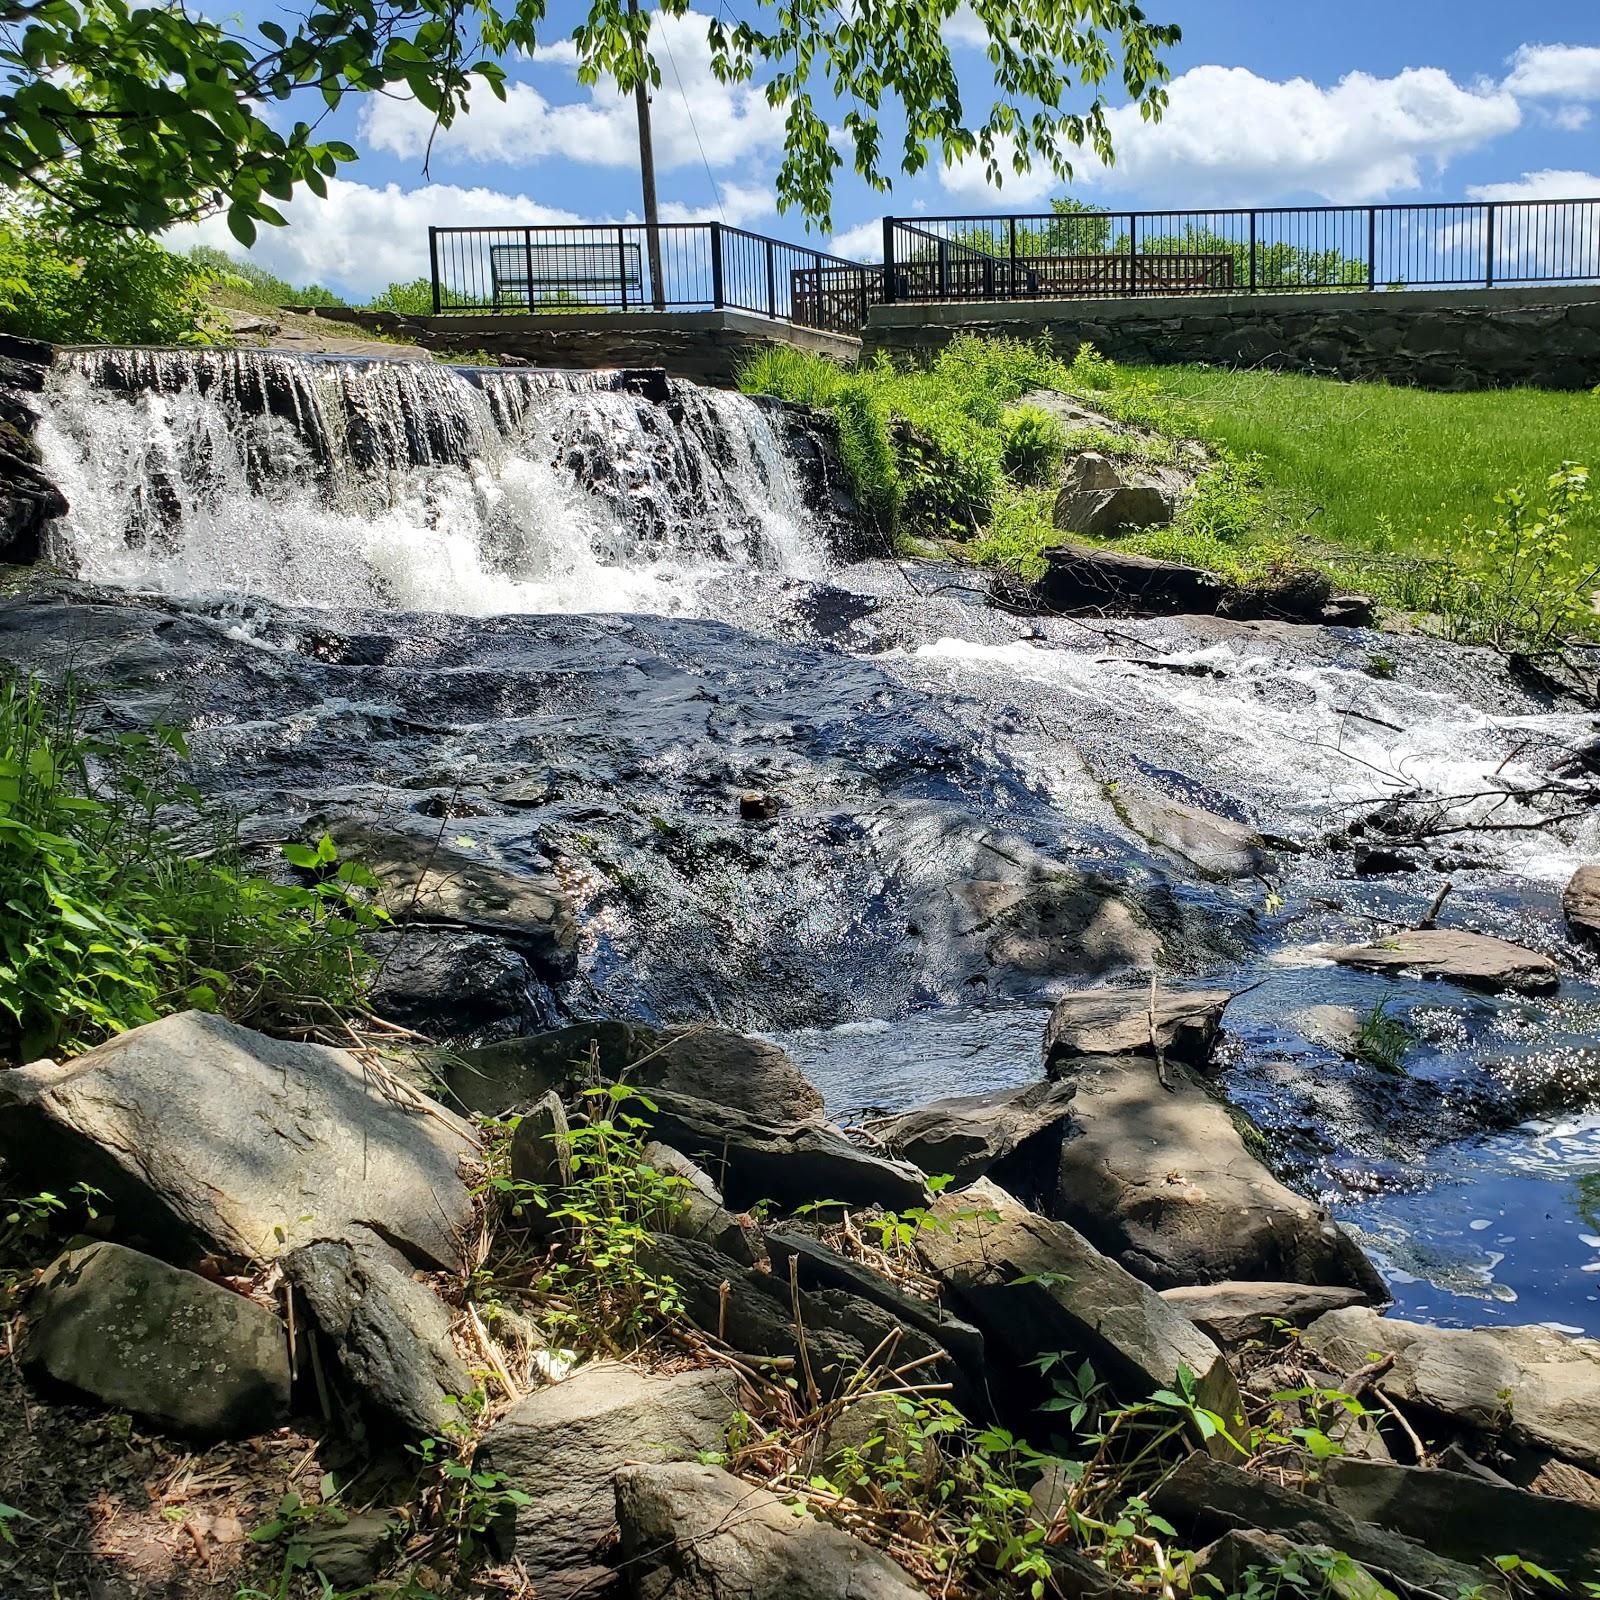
658;20;725;223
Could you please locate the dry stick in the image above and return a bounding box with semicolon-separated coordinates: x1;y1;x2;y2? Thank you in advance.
1415;879;1453;930
1148;970;1174;1092
1372;1386;1429;1465
465;1301;518;1400
788;1253;820;1409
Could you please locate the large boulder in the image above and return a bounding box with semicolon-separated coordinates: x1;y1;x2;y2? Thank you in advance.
1159;1281;1370;1347
874;1078;1077;1190
1112;791;1269;880
1048;1055;1384;1295
449;1019;824;1124
283;1232;471;1434
21;1242;289;1440
1151;1453;1492;1598
614;1461;924;1600
1312;1457;1600;1584
1042;987;1230;1071
1324;928;1558;994
912;1178;1242;1437
1302;1308;1600;1472
0;1011;478;1270
480;1361;739;1578
1563;865;1600;948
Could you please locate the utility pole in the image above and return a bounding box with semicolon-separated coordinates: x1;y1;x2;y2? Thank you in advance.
627;0;666;310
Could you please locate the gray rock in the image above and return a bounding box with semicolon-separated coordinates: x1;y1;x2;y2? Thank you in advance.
332;823;575;968
1563;865;1600;948
1037;544;1227;617
509;1090;573;1198
479;1361;739;1577
21;1242;289;1440
449;1020;824;1124
284;1233;471;1434
1050;1055;1384;1295
1158;1281;1370;1346
1312;1457;1600;1584
1302;1307;1600;1472
614;1461;924;1600
1043;987;1231;1071
1190;1530;1393;1599
634;1089;929;1213
875;1078;1077;1188
1297;1004;1363;1058
1150;1453;1492;1597
1054;454;1175;538
0;1011;477;1270
1324;928;1558;994
912;1178;1242;1438
298;1513;403;1589
1112;790;1269;880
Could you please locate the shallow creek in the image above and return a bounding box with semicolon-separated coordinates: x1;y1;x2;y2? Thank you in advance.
16;348;1600;1333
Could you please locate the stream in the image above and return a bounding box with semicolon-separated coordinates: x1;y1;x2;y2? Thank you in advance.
14;347;1600;1336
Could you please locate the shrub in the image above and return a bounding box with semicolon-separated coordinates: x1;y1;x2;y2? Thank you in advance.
187;244;346;307
0;209;212;345
368;277;436;314
0;673;384;1060
1181;451;1265;543
967;488;1061;578
1001;404;1068;485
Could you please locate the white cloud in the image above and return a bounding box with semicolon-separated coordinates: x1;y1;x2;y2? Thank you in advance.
830;217;885;260
172;176;780;297
362;10;785;174
175;179;584;296
1544;104;1593;131
1504;43;1600;101
526;38;580;65
1467;168;1600;202
943;6;990;50
939;64;1522;207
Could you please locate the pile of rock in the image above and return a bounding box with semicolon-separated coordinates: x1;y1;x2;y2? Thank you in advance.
4;997;1598;1596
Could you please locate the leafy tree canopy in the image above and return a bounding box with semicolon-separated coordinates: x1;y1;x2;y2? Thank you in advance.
0;0;1178;237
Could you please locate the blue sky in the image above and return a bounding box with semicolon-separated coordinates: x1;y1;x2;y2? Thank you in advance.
184;2;1600;297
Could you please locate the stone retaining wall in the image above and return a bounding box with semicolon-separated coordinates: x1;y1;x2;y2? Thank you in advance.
290;306;859;387
863;284;1600;390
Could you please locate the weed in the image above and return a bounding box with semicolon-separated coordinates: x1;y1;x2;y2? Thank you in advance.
0;673;386;1060
1001;405;1069;486
1353;999;1412;1075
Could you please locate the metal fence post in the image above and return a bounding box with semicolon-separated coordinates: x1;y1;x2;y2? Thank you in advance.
429;227;442;313
1367;208;1377;291
1485;204;1497;288
1127;212;1138;292
523;229;537;312
882;216;896;304
1248;212;1257;292
618;226;629;310
1008;216;1017;300
709;222;724;308
764;238;776;318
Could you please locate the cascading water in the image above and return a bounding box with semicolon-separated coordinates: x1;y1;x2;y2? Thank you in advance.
37;349;825;615
15;345;1600;1331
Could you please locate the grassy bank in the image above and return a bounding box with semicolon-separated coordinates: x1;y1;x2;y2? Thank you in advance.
1138;364;1600;571
741;339;1600;645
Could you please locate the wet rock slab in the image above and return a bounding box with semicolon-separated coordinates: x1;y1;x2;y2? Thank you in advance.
1323;927;1558;994
1042;986;1231;1070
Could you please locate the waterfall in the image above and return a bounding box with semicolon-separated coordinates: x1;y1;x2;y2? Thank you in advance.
36;349;827;615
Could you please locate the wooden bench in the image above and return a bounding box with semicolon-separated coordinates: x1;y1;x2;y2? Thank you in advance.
489;241;645;308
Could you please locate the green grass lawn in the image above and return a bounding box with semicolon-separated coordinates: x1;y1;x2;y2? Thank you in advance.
1138;365;1600;566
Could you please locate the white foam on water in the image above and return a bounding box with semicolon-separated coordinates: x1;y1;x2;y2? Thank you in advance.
37;351;825;618
907;635;1600;884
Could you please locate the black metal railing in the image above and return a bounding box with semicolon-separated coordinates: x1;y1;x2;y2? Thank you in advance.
427;221;876;334
426;199;1600;331
880;198;1600;302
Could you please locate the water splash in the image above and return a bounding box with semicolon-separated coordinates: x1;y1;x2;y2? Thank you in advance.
37;349;825;615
